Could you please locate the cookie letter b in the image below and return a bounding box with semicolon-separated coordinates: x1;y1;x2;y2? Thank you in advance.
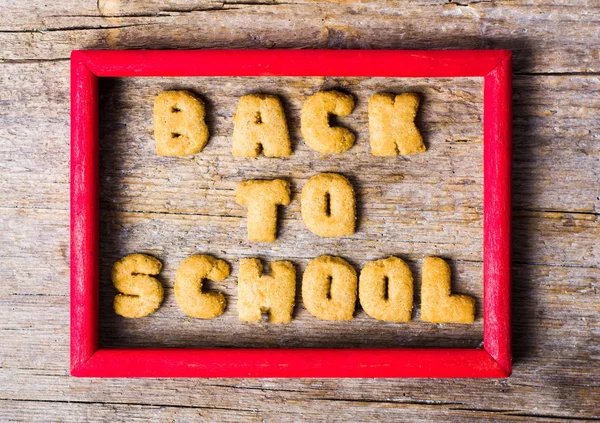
236;179;291;242
421;257;475;323
232;94;292;157
301;91;355;154
301;173;355;237
153;90;209;156
174;255;229;319
238;258;296;324
368;93;425;156
111;254;164;318
359;257;414;322
302;256;357;320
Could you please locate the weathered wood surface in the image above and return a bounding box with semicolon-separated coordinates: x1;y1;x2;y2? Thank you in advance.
1;0;599;421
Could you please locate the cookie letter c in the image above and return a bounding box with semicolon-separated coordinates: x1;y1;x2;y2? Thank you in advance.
111;254;164;318
421;257;475;323
174;255;229;319
301;173;355;237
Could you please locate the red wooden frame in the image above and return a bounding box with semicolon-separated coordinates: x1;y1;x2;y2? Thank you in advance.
71;50;511;378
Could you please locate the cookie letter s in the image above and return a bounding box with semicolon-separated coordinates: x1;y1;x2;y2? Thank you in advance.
111;254;164;318
238;258;296;323
421;257;475;323
301;91;355;154
153;90;209;156
359;256;413;322
236;179;291;242
368;93;425;156
302;256;357;321
174;255;230;319
301;173;355;237
232;94;292;157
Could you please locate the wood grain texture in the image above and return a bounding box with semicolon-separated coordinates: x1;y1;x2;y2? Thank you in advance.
1;0;599;421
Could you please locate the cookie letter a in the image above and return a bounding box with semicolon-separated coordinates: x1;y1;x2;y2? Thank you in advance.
421;257;475;323
302;256;357;320
175;255;229;319
236;179;291;242
359;256;413;322
301;173;355;237
368;93;425;156
153;90;209;156
301;91;355;154
232;94;292;157
238;258;296;323
112;254;164;318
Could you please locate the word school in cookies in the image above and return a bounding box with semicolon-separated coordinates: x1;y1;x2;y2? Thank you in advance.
111;90;475;324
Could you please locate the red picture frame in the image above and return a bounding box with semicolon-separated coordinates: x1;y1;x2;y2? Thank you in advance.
71;50;511;378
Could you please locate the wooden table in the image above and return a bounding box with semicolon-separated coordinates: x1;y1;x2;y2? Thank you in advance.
1;1;598;421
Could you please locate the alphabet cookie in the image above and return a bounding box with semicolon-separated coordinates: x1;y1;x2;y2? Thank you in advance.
302;255;357;321
421;257;475;323
237;258;296;324
301;90;355;154
111;253;164;318
153;90;209;156
301;173;355;237
368;93;425;156
174;254;230;319
232;94;292;157
236;179;291;242
359;256;414;322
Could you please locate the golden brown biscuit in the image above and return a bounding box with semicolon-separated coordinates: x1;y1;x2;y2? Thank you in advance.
153;90;209;156
111;253;164;318
359;256;414;322
302;255;357;321
368;93;425;156
421;257;475;323
235;179;291;242
301;173;355;237
174;255;230;319
232;94;292;157
301;90;355;154
237;258;296;323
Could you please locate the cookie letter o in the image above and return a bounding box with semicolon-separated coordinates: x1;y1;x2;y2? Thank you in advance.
111;254;164;318
153;90;209;156
421;257;475;323
301;173;356;237
174;255;230;319
359;256;414;322
368;93;425;156
238;258;296;324
236;179;291;242
302;256;357;321
232;94;292;157
301;91;355;154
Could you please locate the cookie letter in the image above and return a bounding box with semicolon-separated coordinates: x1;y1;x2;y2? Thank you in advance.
421;257;475;323
174;255;229;319
153;90;209;156
359;257;413;322
301;173;355;237
368;93;425;156
236;179;291;242
302;256;357;320
232;94;292;157
238;258;296;323
301;91;355;154
111;253;164;318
